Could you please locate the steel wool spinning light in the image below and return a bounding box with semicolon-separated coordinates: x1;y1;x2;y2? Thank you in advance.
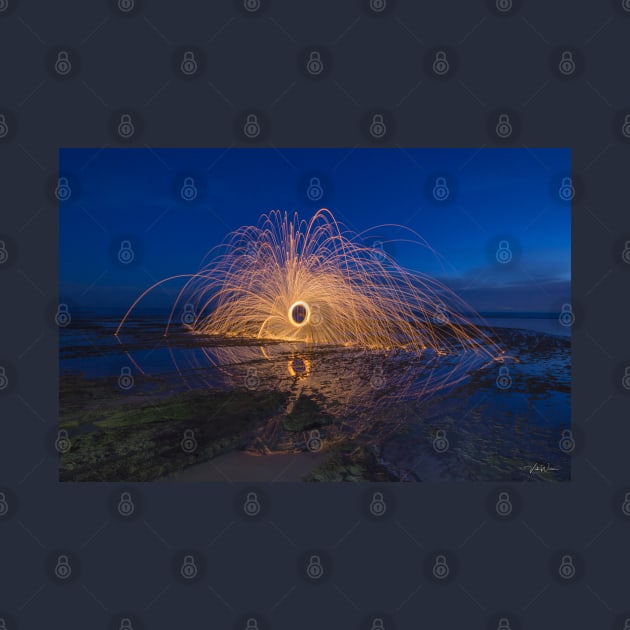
116;208;502;362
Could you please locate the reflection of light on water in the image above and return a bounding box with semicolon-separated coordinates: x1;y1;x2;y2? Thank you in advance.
114;307;510;403
287;355;310;378
112;209;514;450
107;319;515;454
120;332;496;409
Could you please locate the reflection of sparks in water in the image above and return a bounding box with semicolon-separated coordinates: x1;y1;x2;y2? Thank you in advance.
287;355;311;378
115;209;512;449
118;208;503;357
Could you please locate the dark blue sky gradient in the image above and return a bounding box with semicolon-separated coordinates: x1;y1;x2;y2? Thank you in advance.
60;148;570;313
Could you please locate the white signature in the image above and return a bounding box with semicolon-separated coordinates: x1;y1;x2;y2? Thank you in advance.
521;462;561;475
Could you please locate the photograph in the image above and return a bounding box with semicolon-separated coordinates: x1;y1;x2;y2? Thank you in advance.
58;147;571;482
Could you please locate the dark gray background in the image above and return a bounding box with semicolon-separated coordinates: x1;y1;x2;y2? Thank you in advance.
1;0;629;628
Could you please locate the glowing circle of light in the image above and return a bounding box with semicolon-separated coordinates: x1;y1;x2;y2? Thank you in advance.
289;301;310;327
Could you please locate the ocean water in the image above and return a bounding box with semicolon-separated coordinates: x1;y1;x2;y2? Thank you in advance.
59;308;571;482
59;309;570;381
471;313;571;338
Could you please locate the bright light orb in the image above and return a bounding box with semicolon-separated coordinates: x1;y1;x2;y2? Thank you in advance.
289;301;310;327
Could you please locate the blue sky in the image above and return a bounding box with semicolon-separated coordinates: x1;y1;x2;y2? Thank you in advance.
59;147;570;313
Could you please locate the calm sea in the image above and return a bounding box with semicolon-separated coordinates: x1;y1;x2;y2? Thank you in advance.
471;313;570;338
